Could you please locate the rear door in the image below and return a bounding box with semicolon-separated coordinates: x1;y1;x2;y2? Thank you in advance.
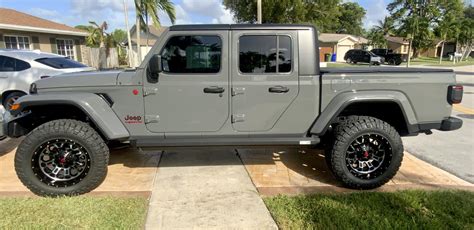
143;31;229;133
230;31;299;132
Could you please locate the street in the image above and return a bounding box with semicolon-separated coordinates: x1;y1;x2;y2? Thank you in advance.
403;65;474;183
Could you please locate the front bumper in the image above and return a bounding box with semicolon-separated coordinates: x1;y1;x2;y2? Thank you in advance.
439;117;463;131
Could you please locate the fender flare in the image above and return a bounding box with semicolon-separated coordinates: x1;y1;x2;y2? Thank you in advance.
13;93;130;140
309;91;418;135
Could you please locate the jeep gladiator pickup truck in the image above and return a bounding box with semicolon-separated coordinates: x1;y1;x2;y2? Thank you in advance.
1;24;463;196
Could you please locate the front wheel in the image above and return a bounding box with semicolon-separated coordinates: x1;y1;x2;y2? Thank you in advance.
328;116;403;189
15;119;109;196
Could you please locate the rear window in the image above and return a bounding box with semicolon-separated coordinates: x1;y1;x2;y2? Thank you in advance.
35;57;87;69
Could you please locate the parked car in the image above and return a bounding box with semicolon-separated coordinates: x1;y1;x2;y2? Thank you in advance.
371;49;403;65
344;49;384;65
0;49;94;110
2;24;463;197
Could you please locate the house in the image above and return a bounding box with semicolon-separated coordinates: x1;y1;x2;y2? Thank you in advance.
420;39;456;58
318;33;370;62
0;8;88;63
123;25;167;63
386;36;410;60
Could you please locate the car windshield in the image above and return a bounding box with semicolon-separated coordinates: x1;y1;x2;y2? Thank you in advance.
35;57;87;69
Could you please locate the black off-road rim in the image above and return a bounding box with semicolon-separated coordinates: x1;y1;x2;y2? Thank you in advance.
31;139;91;187
345;133;393;180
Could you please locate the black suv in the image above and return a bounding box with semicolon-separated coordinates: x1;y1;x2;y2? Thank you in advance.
344;49;384;65
371;49;403;65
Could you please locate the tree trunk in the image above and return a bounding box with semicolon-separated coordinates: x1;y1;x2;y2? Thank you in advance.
98;41;107;70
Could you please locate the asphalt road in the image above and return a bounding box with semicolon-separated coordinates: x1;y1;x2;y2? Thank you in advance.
403;65;474;183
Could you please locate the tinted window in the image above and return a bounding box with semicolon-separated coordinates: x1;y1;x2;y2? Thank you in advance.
160;35;221;73
0;55;31;72
35;57;87;69
239;35;292;74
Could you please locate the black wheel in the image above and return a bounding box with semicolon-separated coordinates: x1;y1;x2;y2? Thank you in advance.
3;92;26;111
328;116;403;189
395;60;402;65
15;119;109;196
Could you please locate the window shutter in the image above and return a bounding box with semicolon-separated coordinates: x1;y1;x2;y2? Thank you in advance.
50;37;57;54
74;39;82;62
0;34;4;49
32;36;40;50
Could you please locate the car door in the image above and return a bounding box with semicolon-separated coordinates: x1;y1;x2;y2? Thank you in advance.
231;31;299;132
143;31;229;133
0;55;17;92
362;51;371;63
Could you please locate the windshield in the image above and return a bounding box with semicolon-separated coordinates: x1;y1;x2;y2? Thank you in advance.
35;57;88;69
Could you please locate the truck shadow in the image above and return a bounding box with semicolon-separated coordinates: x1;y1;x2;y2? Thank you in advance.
0;138;22;157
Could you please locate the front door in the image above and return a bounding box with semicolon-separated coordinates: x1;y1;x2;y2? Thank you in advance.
143;31;229;133
231;31;299;132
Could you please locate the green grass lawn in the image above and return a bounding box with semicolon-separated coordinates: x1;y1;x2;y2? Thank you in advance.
410;56;474;67
264;190;474;229
0;196;148;229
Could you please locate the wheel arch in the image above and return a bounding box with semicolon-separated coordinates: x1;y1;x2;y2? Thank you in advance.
7;93;129;140
1;90;28;105
309;91;418;136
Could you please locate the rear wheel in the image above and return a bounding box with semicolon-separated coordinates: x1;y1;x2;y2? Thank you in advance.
15;119;109;196
346;58;352;64
328;116;403;189
3;92;26;111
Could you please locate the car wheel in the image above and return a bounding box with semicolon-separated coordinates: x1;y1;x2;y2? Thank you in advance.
395;60;402;65
346;58;352;64
3;92;26;111
15;119;109;196
328;116;403;189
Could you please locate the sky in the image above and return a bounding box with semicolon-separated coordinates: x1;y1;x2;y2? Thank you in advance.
0;0;390;32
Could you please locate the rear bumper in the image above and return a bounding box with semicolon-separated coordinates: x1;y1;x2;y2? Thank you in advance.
439;117;463;131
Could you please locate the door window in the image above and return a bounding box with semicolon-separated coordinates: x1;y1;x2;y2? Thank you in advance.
160;35;221;73
239;35;292;74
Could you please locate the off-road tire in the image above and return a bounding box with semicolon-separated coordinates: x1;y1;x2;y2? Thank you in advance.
15;119;109;196
329;116;403;189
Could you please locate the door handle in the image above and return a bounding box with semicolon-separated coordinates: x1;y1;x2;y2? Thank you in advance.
203;86;225;94
268;86;289;93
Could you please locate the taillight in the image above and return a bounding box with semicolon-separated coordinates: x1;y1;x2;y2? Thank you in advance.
448;85;463;104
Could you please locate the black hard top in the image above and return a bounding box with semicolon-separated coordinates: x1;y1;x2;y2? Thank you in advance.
169;24;315;31
321;67;453;74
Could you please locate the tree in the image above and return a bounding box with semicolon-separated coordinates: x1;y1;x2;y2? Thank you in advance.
435;0;464;63
87;21;113;70
134;0;176;65
375;16;395;36
458;5;474;60
387;0;442;58
223;0;357;33
367;28;387;48
337;2;366;35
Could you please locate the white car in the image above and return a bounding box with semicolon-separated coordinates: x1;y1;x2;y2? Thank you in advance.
0;49;94;110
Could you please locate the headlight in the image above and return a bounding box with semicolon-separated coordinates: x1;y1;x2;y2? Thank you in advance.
29;83;37;94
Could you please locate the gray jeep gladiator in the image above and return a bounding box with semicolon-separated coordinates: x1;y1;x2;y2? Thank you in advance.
1;24;464;196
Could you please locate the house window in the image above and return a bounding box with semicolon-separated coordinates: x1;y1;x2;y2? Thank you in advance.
401;45;407;53
4;35;31;50
56;39;75;60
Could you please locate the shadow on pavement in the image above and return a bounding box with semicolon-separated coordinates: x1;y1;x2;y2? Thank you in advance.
0;138;22;157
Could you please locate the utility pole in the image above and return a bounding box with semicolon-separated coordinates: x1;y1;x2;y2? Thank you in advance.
257;0;262;24
123;0;133;67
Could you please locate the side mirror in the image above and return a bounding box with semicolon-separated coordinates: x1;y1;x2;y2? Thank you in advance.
148;54;162;80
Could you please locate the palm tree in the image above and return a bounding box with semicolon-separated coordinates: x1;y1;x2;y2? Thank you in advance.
88;21;113;70
375;16;395;36
134;0;176;65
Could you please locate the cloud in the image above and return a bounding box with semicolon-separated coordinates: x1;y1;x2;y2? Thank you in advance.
363;0;389;28
181;0;234;24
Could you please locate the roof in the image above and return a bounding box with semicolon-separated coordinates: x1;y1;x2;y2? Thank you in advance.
0;49;64;61
0;8;88;36
169;24;315;31
319;33;368;44
386;36;409;45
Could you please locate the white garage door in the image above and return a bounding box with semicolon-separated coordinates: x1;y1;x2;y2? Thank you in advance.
337;45;352;62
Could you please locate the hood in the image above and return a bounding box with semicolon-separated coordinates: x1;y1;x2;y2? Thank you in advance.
34;70;122;89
